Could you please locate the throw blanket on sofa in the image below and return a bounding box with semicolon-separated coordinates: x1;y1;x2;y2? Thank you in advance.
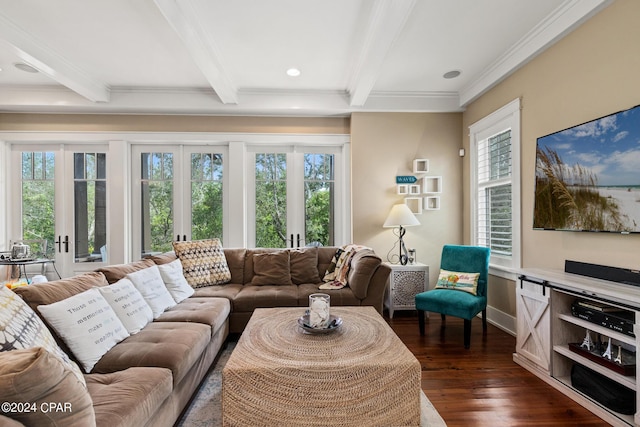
320;244;370;290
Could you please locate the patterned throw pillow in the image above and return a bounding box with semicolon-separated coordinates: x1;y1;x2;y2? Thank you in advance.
172;238;231;288
0;285;86;386
435;269;481;295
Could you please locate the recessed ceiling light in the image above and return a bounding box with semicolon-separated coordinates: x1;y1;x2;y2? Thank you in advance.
14;62;39;73
286;68;301;77
443;70;461;79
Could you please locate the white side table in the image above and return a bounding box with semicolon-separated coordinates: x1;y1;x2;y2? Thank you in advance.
384;262;429;318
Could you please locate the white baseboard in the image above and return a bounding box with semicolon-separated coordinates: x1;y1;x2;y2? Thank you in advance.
484;305;516;336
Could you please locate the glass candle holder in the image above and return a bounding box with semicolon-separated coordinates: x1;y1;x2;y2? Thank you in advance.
308;293;330;329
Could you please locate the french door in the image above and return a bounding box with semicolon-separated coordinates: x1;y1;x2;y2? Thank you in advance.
10;144;109;278
247;146;343;248
131;144;228;258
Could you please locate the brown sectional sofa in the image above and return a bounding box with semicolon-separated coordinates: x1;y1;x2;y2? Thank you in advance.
0;246;390;427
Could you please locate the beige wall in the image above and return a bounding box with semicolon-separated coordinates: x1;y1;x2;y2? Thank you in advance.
351;112;463;288
462;0;640;317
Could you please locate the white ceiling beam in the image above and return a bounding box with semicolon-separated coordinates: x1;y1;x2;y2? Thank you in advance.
459;0;614;106
0;12;110;103
154;0;238;104
348;0;416;107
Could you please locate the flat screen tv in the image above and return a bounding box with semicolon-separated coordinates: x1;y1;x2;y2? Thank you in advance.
533;104;640;233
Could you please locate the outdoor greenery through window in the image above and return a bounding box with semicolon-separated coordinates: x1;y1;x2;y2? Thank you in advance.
21;152;55;258
191;153;223;241
254;152;335;248
141;152;174;255
255;153;287;247
74;153;107;262
305;153;334;247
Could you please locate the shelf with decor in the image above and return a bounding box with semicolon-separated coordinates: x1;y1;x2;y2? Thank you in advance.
515;268;640;427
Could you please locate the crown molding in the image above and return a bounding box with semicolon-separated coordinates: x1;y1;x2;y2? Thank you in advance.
459;0;613;106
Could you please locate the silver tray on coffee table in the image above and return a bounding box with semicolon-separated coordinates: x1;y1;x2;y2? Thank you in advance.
297;314;343;334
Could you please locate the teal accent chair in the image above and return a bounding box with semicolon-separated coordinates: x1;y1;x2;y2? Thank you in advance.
415;245;490;349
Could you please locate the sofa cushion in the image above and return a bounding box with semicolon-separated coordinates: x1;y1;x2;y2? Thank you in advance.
233;285;299;312
86;367;172;427
14;271;109;314
192;283;243;309
155;297;230;336
38;288;130;373
222;248;246;284
173;238;231;287
96;259;156;284
0;285;86;386
92;322;210;386
98;278;154;334
146;251;178;266
126;265;177;318
290;247;321;284
0;347;95;427
298;283;360;307
157;259;195;303
250;250;292;286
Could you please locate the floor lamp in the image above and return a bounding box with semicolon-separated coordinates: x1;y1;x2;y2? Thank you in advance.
383;203;420;265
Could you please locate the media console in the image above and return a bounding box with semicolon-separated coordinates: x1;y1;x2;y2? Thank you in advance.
515;267;640;426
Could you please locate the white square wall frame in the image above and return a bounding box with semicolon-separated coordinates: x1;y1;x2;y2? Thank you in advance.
413;159;429;174
409;184;421;195
424;196;440;210
404;197;423;214
397;184;409;195
422;176;442;193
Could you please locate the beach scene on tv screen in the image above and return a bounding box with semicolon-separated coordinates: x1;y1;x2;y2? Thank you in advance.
534;105;640;232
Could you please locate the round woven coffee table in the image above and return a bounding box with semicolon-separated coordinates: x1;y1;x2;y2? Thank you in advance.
222;306;421;426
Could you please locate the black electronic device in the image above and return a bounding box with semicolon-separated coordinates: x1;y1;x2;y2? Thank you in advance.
571;301;635;337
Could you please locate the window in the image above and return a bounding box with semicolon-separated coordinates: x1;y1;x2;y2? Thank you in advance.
248;146;343;248
469;98;521;274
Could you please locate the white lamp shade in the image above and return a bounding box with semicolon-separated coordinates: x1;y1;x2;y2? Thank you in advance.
383;203;420;228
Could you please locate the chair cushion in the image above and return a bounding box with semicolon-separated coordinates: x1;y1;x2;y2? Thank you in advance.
155;297;230;336
97;259;156;284
233;285;298;312
415;289;486;321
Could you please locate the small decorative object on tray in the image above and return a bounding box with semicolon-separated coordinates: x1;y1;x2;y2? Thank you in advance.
569;330;636;376
298;313;343;334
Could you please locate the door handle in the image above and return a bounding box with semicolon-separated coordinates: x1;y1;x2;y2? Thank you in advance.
63;236;69;253
55;235;62;253
297;233;301;247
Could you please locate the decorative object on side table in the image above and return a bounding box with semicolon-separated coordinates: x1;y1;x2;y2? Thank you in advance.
383;203;420;265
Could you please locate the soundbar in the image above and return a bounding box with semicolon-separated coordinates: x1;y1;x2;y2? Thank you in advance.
565;260;640;287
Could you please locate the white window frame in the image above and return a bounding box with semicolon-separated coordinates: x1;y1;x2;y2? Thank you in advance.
469;98;521;279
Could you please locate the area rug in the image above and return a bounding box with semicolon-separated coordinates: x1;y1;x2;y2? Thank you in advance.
176;339;447;427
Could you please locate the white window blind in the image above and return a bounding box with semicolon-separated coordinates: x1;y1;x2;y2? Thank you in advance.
477;130;512;256
469;97;521;275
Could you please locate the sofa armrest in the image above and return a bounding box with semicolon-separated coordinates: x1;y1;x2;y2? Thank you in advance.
361;263;391;315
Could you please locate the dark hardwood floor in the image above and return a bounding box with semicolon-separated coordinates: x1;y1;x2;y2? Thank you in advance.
386;311;610;427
